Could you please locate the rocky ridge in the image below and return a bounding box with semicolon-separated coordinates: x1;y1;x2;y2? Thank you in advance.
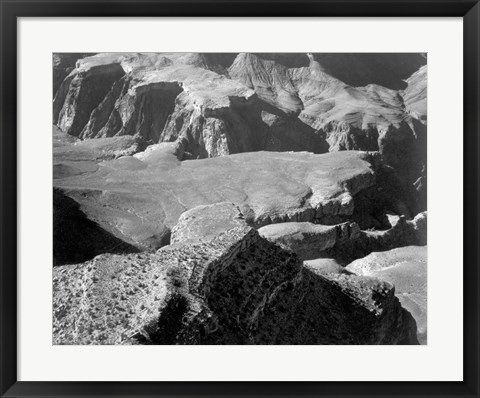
53;203;418;345
258;211;426;263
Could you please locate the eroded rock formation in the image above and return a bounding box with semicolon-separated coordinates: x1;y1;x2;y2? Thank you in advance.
54;148;411;252
53;203;418;345
53;52;427;188
259;211;426;263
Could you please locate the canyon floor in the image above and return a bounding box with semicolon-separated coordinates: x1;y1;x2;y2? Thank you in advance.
53;52;427;345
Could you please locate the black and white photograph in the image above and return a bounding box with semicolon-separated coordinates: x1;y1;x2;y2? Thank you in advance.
52;52;427;345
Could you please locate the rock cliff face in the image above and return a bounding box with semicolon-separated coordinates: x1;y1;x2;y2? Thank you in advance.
402;64;427;121
53;53;95;96
53;52;426;188
54;62;126;138
53;203;418;345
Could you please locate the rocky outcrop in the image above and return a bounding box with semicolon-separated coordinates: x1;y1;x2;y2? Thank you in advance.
303;258;350;276
53;203;418;345
292;262;418;345
346;246;427;344
53;126;148;179
81;78;183;142
325;211;427;263
53;53;95;97
365;211;427;247
54;148;411;251
402;64;427;122
258;211;426;265
54;61;126;137
258;222;357;261
171;202;247;243
228;52;304;115
401;64;427;208
53;126;147;161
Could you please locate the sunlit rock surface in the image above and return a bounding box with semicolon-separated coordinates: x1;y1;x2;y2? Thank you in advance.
54;149;384;252
346;246;427;344
53;52;427;185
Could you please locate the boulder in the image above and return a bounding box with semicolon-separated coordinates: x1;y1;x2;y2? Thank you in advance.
171;202;246;243
303;258;351;275
258;221;358;261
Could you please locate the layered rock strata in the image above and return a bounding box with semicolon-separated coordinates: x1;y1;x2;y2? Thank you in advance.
259;211;426;264
53;53;427;187
54;149;410;253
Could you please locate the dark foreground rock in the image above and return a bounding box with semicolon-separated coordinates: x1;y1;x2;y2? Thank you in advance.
53;203;418;345
346;246;427;344
53;189;138;266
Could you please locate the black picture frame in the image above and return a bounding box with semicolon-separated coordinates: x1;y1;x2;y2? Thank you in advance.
1;0;479;397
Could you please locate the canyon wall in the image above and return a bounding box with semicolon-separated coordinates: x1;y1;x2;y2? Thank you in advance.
53;53;427;190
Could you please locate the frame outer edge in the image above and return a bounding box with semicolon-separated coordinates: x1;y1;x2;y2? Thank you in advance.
0;1;18;397
0;0;477;17
464;2;480;397
2;1;479;397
